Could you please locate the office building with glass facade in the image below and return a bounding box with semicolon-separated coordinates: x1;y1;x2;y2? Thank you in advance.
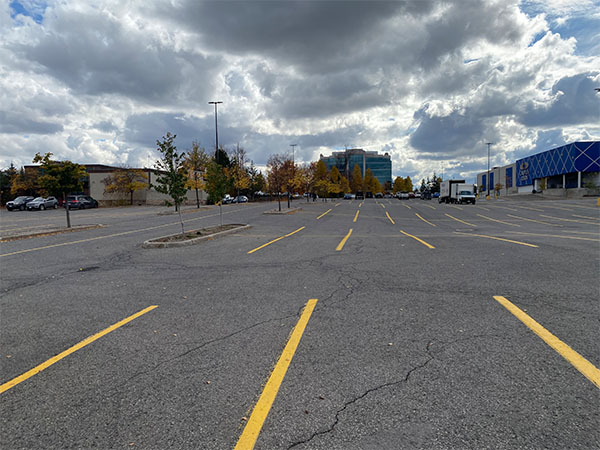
320;149;392;187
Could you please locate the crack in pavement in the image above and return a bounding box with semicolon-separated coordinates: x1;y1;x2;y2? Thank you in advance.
287;341;435;449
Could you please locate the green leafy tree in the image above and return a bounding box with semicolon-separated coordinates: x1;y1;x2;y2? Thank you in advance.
102;168;148;205
153;132;188;234
1;164;18;205
32;152;87;228
351;164;363;193
184;142;209;208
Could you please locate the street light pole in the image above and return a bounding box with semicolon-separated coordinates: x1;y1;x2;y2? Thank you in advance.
208;101;223;158
290;144;297;165
485;142;494;199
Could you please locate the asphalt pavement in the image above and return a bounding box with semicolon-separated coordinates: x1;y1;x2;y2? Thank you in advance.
0;197;599;449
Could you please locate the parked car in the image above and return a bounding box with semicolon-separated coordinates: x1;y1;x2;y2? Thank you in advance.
355;191;364;200
64;195;98;209
222;195;233;204
421;191;432;200
6;196;34;211
232;195;248;203
397;192;409;200
26;196;59;210
414;192;421;198
343;193;355;200
432;192;440;198
408;192;415;198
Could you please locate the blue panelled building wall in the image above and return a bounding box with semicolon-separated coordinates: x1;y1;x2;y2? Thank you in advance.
477;141;599;195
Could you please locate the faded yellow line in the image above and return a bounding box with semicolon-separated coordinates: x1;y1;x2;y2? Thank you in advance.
400;230;434;249
477;214;520;227
540;214;599;225
335;203;341;207
449;205;464;210
359;202;364;208
385;212;395;224
235;299;318;449
508;231;600;242
401;203;412;209
422;204;436;210
475;205;491;211
516;205;543;212
381;204;386;209
507;214;561;227
415;213;436;227
316;209;332;219
0;305;158;395
454;232;537;248
248;227;305;254
572;214;599;221
336;228;353;251
493;296;600;389
445;213;475;227
353;210;360;223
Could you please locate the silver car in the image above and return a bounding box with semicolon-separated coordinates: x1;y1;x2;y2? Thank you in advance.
26;196;59;210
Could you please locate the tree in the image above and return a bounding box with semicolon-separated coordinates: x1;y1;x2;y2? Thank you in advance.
32;152;87;228
372;178;383;194
184;142;209;208
329;166;343;197
351;164;363;193
215;147;230;167
363;168;376;193
404;176;413;192
393;176;403;194
102;168;148;205
0;164;18;205
313;160;330;200
267;154;292;211
340;176;350;194
494;183;504;197
10;166;39;196
230;144;251;200
205;159;231;225
153;132;188;234
383;180;392;193
249;164;266;198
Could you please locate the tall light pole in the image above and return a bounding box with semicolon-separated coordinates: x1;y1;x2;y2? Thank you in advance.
208;101;223;158
290;144;297;165
485;142;494;199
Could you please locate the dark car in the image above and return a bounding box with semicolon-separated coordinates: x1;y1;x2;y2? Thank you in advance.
231;195;248;203
6;196;34;211
355;191;364;200
421;191;432;200
64;195;98;209
26;196;59;210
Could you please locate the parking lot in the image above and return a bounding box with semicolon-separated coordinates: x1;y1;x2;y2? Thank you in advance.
1;197;599;449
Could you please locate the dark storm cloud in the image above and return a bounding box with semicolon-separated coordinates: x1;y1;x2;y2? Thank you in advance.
14;8;220;104
409;107;490;157
519;73;600;126
0;110;63;134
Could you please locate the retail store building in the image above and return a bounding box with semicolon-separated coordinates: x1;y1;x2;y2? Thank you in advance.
477;141;599;196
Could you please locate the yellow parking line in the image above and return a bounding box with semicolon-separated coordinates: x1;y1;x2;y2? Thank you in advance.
248;227;305;254
359;202;364;208
235;299;318;449
400;230;434;249
493;296;600;389
336;229;353;251
540;214;599;225
316;209;332;219
353;210;360;223
0;305;158;395
381;204;386;209
477;214;520;227
385;212;395;224
445;213;475;227
423;204;436;210
508;231;600;242
450;205;464;210
572;214;599;221
335;203;341;207
516;205;543;212
507;214;561;227
415;213;436;227
401;203;412;209
454;232;537;248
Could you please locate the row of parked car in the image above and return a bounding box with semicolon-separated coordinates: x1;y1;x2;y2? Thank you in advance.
5;195;98;211
221;195;248;204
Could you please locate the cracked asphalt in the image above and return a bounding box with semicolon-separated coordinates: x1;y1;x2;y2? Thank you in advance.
0;198;599;449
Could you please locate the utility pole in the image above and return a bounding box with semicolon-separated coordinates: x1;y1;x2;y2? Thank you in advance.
486;142;494;199
208;101;223;158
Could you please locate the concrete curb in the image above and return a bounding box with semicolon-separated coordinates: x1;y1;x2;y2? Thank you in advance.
142;224;251;248
263;207;302;215
0;224;105;242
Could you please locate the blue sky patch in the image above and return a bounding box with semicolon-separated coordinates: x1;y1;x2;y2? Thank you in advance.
10;0;46;24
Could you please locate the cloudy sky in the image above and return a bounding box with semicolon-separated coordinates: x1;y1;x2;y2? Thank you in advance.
2;0;599;183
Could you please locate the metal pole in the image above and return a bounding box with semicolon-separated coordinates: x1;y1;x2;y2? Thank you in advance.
485;142;493;197
209;101;223;157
